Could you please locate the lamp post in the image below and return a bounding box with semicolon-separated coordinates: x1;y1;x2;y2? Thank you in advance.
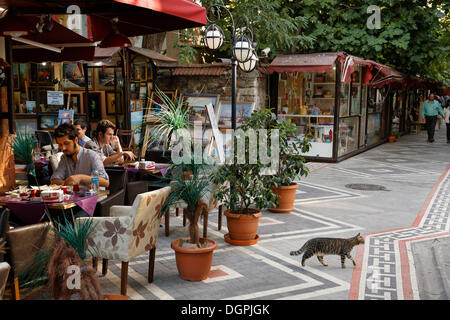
203;5;258;131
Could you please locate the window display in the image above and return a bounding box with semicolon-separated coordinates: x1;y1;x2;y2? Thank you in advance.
338;117;359;157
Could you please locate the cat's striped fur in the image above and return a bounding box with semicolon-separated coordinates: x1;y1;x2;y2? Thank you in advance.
290;233;365;268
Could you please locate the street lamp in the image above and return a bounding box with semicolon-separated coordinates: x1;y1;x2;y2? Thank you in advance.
203;4;258;130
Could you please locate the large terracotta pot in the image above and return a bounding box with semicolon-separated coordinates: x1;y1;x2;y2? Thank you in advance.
388;136;396;143
171;238;217;281
224;209;262;244
103;294;128;300
269;183;298;213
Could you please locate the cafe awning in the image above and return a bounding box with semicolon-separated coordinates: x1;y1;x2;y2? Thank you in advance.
5;16;97;63
1;0;207;39
128;47;177;67
268;52;345;74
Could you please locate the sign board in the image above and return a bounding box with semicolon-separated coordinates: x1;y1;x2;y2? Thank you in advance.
206;103;225;164
47;91;64;105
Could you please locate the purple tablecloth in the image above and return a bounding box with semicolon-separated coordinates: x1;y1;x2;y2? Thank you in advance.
1;193;99;225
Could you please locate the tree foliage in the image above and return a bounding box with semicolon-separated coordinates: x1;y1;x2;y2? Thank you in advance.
177;0;449;85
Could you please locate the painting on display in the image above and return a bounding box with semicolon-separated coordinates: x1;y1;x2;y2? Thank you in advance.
87;92;102;121
62;63;92;89
217;103;254;128
145;90;178;120
57;109;74;126
132;62;147;82
130;110;144;146
40;115;59;129
96;67;115;89
31;63;53;84
63;92;82;113
15;119;37;135
179;93;220;126
106;92;120;114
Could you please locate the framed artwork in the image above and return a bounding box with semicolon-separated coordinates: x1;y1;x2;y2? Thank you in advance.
15;118;37;135
132;62;147;82
64;92;83;113
140;125;164;158
87;92;102;121
217;102;255;128
130;110;144;146
57;109;74;126
209;129;233;160
179;93;220;127
130;82;137;93
31;63;53;84
130;99;139;112
62;63;92;89
146;89;178;119
39;115;59;129
106;92;120;115
95;67;116;90
13;64;29;89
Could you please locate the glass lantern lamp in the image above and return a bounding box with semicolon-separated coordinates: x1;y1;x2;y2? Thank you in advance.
238;50;258;72
233;35;253;63
203;24;224;50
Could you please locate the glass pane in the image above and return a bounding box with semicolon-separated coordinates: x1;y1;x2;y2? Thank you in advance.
359;85;368;147
367;113;381;145
338;117;359;157
339;83;349;117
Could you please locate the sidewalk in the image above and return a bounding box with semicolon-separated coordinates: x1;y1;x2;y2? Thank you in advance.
95;127;450;300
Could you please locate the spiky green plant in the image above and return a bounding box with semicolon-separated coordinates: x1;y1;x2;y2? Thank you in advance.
145;87;191;153
160;159;214;246
8;130;37;176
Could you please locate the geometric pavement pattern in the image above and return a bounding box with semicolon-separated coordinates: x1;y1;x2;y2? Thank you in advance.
349;165;450;300
97;182;365;300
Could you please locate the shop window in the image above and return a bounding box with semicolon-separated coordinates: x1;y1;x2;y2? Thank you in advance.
338;117;359;157
367;113;381;145
350;66;361;115
339;83;349;117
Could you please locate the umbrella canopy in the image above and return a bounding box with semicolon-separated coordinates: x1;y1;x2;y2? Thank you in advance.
0;0;206;39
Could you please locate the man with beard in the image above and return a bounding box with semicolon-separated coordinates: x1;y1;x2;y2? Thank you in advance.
51;123;109;188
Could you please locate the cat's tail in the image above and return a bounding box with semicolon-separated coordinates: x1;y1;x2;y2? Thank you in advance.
290;244;307;256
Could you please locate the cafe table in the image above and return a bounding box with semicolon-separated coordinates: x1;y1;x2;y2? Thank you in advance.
0;190;109;225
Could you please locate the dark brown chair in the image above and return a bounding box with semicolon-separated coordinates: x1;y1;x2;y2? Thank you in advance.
0;208;10;262
5;222;51;300
125;181;148;206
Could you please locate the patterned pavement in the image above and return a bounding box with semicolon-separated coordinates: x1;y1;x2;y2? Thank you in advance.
95;128;449;300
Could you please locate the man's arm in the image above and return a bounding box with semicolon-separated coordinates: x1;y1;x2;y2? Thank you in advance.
103;152;124;165
64;174;109;188
421;101;427;119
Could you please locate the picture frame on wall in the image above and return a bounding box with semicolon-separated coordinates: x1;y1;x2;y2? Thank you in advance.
96;67;116;90
62;63;92;89
15;118;37;135
31;63;53;85
179;93;220;127
106;92;119;114
145;89;178;120
39;115;59;129
217;102;255;128
64;92;83;114
132;62;147;82
87;92;102;121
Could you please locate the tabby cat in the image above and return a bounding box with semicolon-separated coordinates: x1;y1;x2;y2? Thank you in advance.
290;233;365;268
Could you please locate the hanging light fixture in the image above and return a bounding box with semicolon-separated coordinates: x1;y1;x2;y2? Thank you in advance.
203;24;224;50
99;18;131;48
233;35;252;63
238;50;258;72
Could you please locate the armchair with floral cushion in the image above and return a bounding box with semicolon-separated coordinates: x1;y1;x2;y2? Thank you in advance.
78;186;171;296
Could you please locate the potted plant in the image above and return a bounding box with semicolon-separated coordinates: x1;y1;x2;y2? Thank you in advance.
388;131;400;143
269;120;311;213
214;109;278;245
160;160;218;281
8;131;38;187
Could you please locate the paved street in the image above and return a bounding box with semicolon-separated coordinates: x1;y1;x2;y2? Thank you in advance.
97;127;449;300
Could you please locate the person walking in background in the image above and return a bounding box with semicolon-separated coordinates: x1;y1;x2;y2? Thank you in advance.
421;93;445;143
444;101;450;143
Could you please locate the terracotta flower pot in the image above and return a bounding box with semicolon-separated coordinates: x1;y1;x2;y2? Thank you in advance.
224;209;262;244
269;183;298;213
171;238;217;281
388;136;396;143
103;294;128;300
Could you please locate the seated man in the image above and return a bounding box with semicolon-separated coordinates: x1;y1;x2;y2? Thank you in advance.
84;119;136;166
51;123;109;188
73;118;91;147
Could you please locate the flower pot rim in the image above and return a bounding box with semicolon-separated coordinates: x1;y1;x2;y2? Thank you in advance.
171;238;217;254
224;233;259;246
224;209;262;218
272;183;299;189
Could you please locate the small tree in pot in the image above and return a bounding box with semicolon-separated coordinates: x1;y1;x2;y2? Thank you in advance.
269;120;311;213
160;160;218;281
214;109;278;245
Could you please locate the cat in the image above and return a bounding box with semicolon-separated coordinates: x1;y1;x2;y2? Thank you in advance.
290;233;365;268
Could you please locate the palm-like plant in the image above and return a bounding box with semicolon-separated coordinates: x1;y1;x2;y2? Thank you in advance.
8;131;37;176
145;87;191;153
159;160;214;247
